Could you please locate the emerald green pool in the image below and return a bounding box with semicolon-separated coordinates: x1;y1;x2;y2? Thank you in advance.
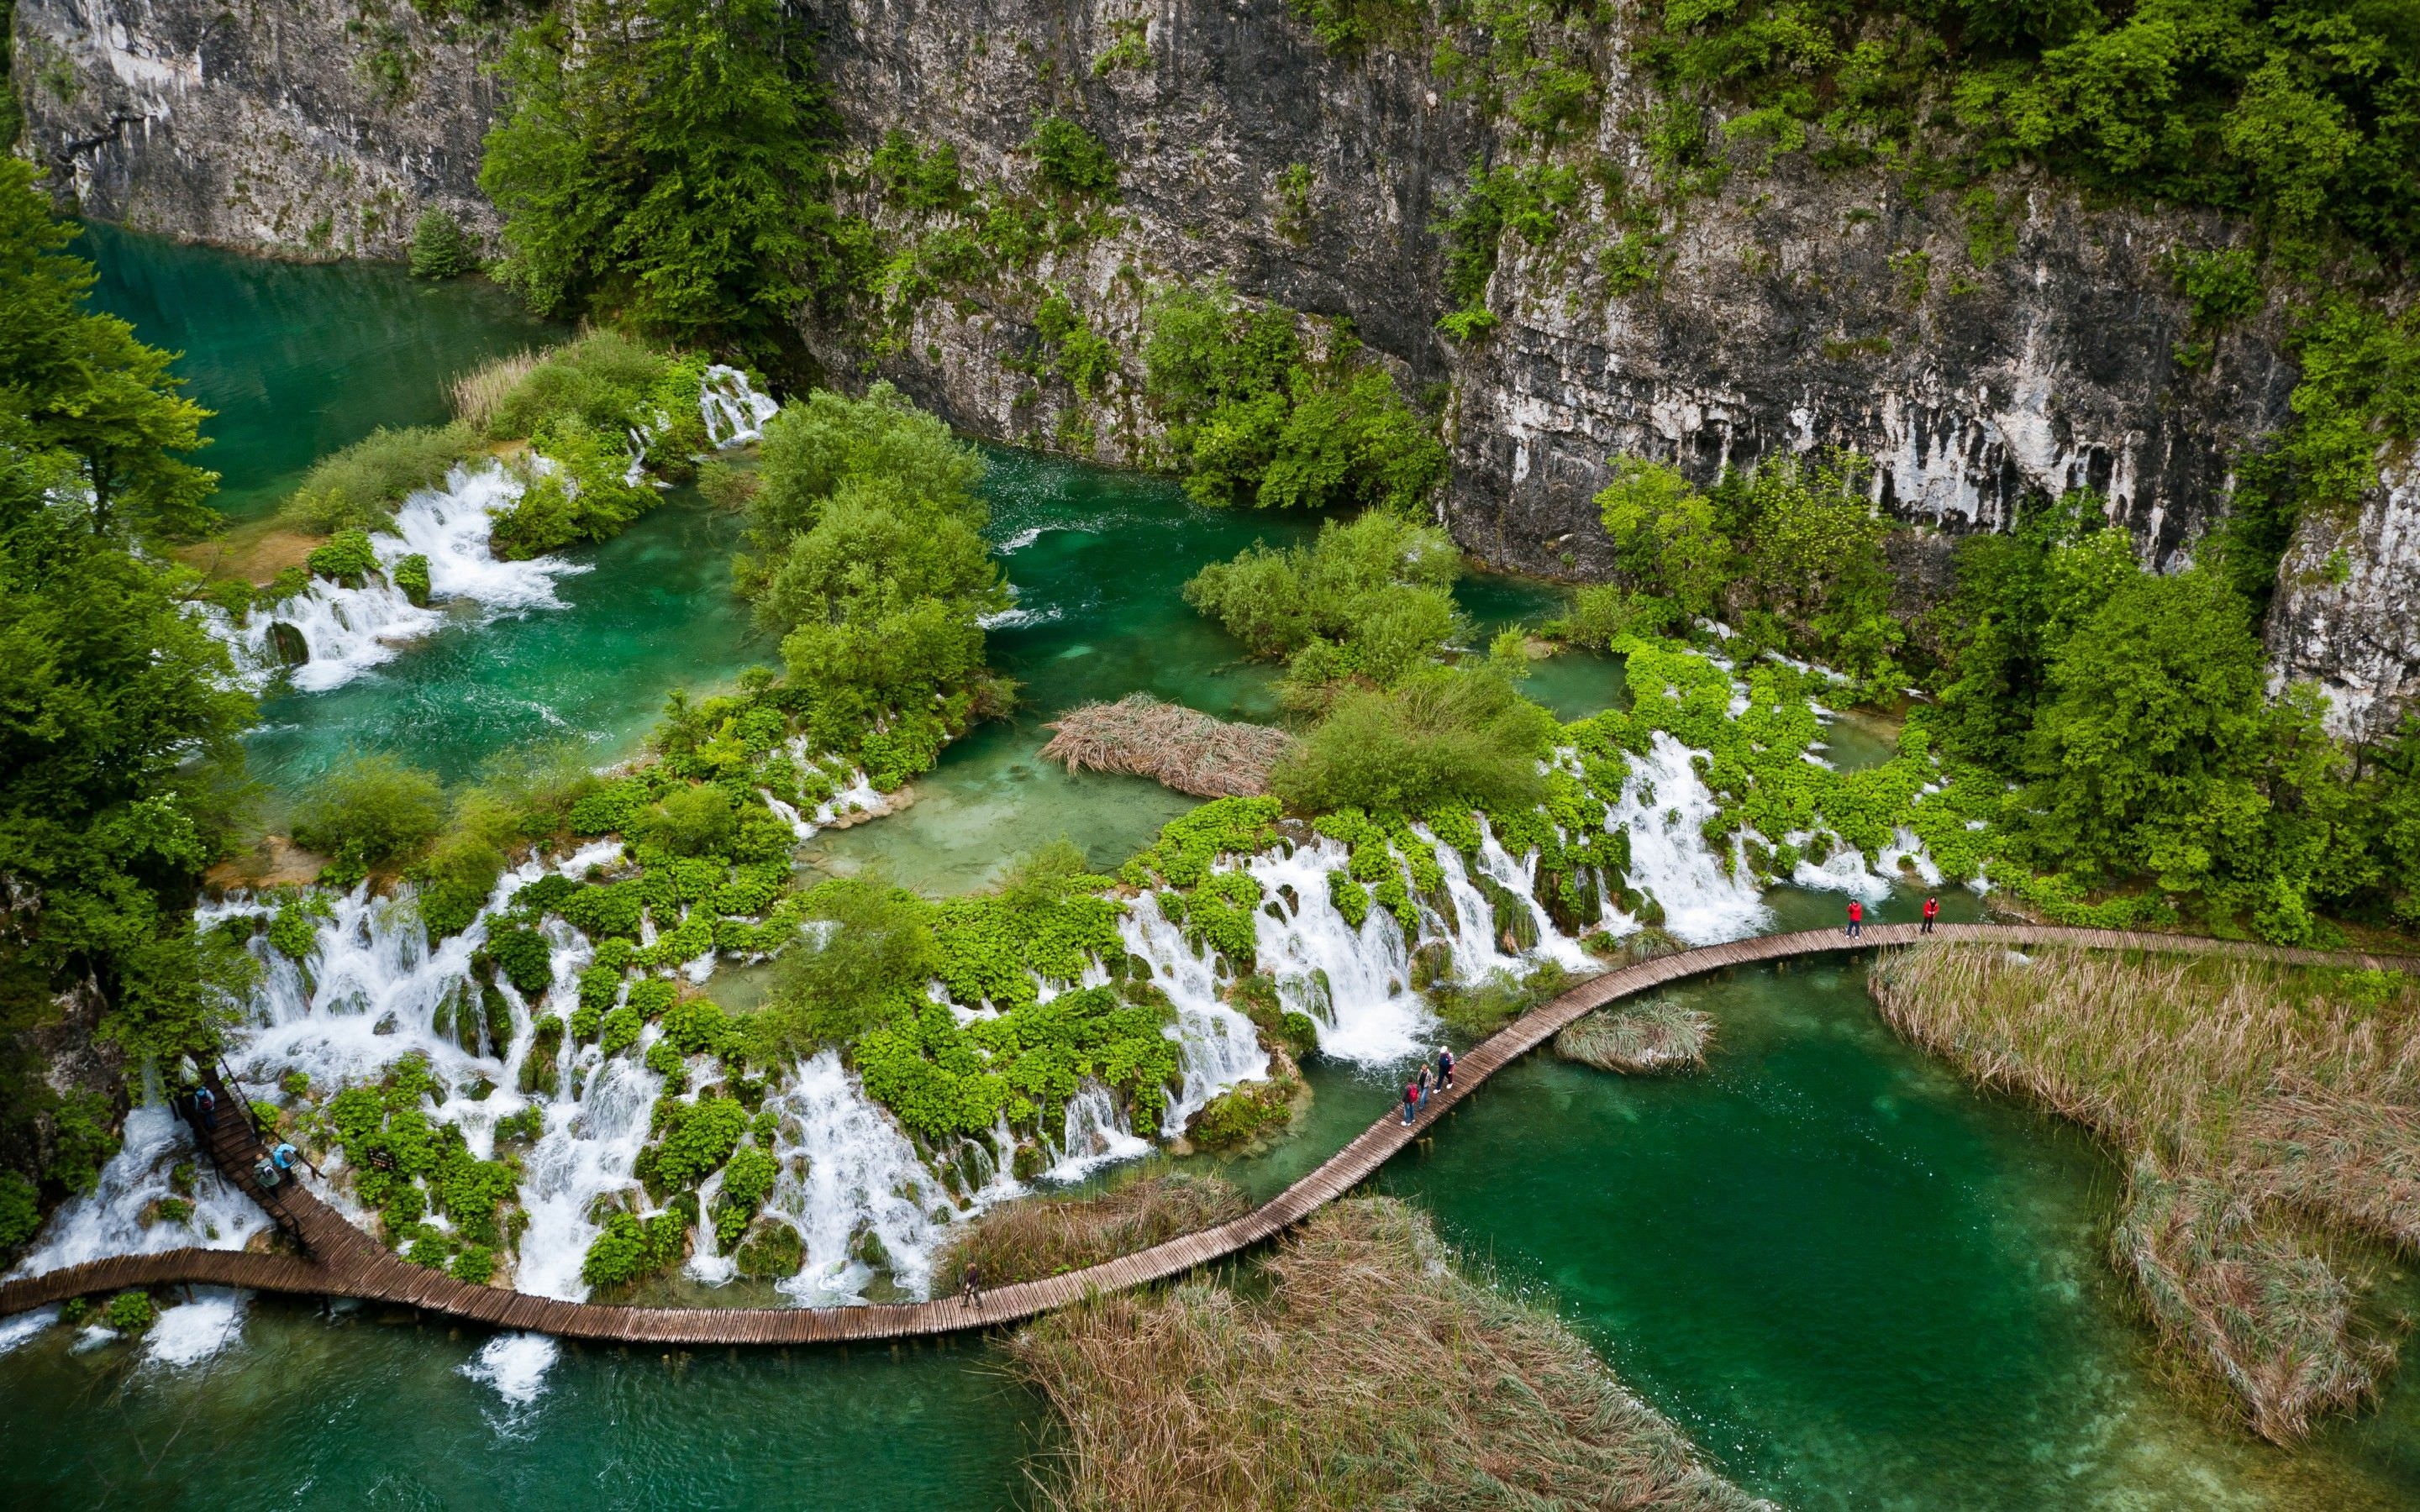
16;226;2420;1509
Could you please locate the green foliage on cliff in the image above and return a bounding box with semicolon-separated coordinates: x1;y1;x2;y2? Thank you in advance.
737;384;1007;784
1144;281;1449;513
481;0;855;365
0;162;258;1205
1644;0;2420;258
1028;115;1122;200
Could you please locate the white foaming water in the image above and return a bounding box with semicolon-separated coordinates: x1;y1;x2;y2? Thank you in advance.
1609;732;1771;944
1118;893;1270;1131
144;1289;246;1368
0;1309;55;1357
9;1101;264;1278
1249;839;1430;1065
1044;1082;1153;1182
699;365;780;447
996;527;1044;552
462;1331;560;1408
769;1051;962;1305
209;463;588;694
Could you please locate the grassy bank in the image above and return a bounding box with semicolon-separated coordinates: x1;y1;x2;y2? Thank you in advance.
933;1168;1249;1288
1555;996;1713;1074
1008;1196;1772;1511
1868;943;2420;1441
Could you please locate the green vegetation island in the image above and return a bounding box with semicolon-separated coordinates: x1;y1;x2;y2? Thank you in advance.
3;0;2420;1504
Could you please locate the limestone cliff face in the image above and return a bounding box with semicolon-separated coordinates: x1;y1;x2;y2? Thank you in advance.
2268;449;2420;744
12;0;501;259
799;1;2292;576
16;0;2411;734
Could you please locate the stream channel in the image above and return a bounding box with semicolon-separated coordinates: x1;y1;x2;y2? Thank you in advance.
3;228;2417;1509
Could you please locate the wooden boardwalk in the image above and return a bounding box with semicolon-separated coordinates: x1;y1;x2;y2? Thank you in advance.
3;922;2408;1343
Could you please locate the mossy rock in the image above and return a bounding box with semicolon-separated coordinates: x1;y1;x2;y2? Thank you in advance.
1012;1141;1048;1183
850;1226;892;1271
735;1219;804;1278
1183;1078;1298;1152
1408;941;1455;993
1540;865;1603;936
1477;874;1538;953
266;620;308;666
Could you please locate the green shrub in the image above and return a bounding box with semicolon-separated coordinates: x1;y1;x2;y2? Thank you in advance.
482;925;555;996
103;1290;155;1332
579;1208;688;1289
1185;511;1465;691
490;416;660;559
744;879;941;1059
409;207;473;279
1184;1079;1296;1150
290;754;448;869
266;895;325;961
1028;114;1120;199
0;1173;39;1252
392;553;432;606
1272;666;1557;818
305;529;381;586
281;423;481;534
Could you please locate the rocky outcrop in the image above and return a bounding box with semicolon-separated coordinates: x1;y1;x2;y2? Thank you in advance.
16;0;2403;728
2267;448;2420;744
12;0;502;259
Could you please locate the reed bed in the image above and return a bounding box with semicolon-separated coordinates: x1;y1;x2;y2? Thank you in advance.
1039;695;1295;798
1555;996;1714;1074
1869;942;2420;1441
1009;1196;1771;1512
450;348;542;433
933;1168;1249;1288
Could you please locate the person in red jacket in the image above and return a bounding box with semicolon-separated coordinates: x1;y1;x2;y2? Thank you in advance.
1921;895;1939;934
1846;899;1864;938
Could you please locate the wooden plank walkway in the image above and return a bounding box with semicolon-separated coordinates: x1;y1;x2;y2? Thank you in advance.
3;922;2408;1343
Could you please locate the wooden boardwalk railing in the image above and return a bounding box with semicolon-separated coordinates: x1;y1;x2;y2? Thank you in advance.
2;922;2408;1343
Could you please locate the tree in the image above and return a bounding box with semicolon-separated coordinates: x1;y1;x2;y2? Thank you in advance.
0;165;255;1213
1595;457;1733;619
0;160;216;538
480;0;848;364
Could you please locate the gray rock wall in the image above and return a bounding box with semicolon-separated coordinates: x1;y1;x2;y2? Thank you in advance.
2268;447;2420;744
12;0;502;259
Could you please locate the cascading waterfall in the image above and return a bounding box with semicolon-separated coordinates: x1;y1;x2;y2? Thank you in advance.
207;462;587;694
765;1051;961;1306
1044;1082;1154;1182
1607;732;1772;945
7;1100;265;1278
699;365;780;448
1117;894;1270;1131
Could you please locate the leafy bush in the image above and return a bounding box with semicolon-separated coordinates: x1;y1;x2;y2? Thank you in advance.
490;416;660;559
744;879;942;1058
0;1173;39;1252
103;1290;155;1333
1185;511;1465;693
392;553;433;606
1272;666;1557;817
1144;281;1447;514
280;423;481;534
580;1208;689;1289
290;755;448;869
305;529;381;586
1028;114;1120;199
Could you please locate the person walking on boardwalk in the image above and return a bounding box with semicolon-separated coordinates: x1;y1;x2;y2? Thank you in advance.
1846;899;1864;938
1921;895;1939;935
1437;1046;1455;1091
1402;1079;1420;1125
192;1084;217;1131
1416;1063;1434;1110
960;1261;982;1309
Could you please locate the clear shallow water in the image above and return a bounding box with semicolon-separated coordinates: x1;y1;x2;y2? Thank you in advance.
0;1297;1039;1510
81;221;563;521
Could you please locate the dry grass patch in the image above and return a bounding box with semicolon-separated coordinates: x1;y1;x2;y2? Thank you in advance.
450;347;542;433
1040;694;1295;798
1555;996;1714;1074
1008;1196;1772;1512
934;1168;1250;1288
1869;942;2420;1441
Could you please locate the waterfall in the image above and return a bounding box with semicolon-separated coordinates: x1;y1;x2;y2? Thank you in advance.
1044;1081;1153;1182
1607;732;1771;944
699;365;780;448
1117;893;1270;1131
206;463;589;694
6;1100;266;1278
1246;840;1430;1066
767;1051;960;1306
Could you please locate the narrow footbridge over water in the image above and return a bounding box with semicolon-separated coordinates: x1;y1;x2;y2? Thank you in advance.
2;923;2407;1344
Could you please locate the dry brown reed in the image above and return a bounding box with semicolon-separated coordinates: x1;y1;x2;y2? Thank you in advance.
1869;942;2420;1441
1009;1196;1772;1512
933;1168;1249;1289
450;348;541;433
1555;997;1714;1074
1039;695;1295;798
